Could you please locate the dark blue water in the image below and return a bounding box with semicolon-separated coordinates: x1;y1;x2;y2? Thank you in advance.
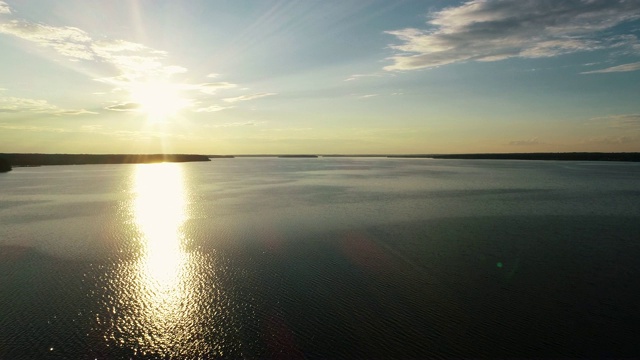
1;158;639;358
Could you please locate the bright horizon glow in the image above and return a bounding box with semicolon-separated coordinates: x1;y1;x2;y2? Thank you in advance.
0;0;639;154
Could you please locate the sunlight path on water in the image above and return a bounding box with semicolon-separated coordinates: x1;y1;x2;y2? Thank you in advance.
99;163;232;358
134;162;187;288
132;163;192;351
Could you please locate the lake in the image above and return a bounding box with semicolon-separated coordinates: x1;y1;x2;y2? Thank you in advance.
1;158;639;358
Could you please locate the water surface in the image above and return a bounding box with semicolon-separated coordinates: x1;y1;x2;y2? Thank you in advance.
1;158;639;358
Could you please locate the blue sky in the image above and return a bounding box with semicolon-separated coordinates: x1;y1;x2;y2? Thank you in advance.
1;0;639;154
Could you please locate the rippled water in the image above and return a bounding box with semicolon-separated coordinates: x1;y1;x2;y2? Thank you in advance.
1;158;640;358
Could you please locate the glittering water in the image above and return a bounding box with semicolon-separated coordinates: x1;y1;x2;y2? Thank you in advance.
1;158;640;358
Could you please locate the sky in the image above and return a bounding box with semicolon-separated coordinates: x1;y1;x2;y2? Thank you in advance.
0;0;639;154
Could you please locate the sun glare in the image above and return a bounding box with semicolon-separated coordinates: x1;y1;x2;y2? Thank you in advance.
133;163;187;284
130;81;190;122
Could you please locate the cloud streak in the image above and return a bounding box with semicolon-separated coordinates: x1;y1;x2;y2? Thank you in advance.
508;138;542;146
583;135;640;144
191;82;237;95
0;96;95;115
205;121;264;128
0;20;182;76
0;20;95;59
0;18;189;97
345;73;384;82
385;0;640;71
0;122;188;141
0;13;244;112
195;105;233;113
0;8;280;118
582;62;640;74
582;114;640;145
104;102;141;112
590;114;640;130
223;93;276;103
0;1;11;14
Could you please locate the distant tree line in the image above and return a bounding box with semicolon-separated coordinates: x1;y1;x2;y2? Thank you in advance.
277;155;319;158
389;153;640;162
0;154;210;167
0;156;11;172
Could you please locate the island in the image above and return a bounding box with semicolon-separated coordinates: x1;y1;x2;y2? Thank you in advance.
0;153;211;167
0;157;11;173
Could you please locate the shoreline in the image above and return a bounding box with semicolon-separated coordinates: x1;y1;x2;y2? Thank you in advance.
0;153;210;167
388;152;640;162
2;152;639;168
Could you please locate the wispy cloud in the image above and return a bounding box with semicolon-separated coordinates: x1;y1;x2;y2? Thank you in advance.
0;17;186;89
109;129;190;141
345;73;383;82
358;94;379;99
385;0;640;71
0;122;188;140
0;1;12;15
0;123;68;133
508;138;542;146
1;24;145;65
205;121;264;128
194;105;233;113
344;71;397;82
80;124;103;132
104;102;141;112
0;11;263;114
583;135;640;145
0;96;95;115
191;82;237;95
0;20;94;59
581;61;640;74
590;114;640;130
223;93;276;103
582;114;640;145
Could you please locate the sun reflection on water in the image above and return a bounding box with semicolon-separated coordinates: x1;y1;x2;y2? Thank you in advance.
133;162;187;286
99;163;210;357
131;163;193;354
96;163;247;357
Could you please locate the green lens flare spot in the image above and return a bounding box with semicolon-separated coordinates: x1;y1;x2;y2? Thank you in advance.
496;262;503;268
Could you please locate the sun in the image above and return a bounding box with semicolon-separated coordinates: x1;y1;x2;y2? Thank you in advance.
129;81;190;122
